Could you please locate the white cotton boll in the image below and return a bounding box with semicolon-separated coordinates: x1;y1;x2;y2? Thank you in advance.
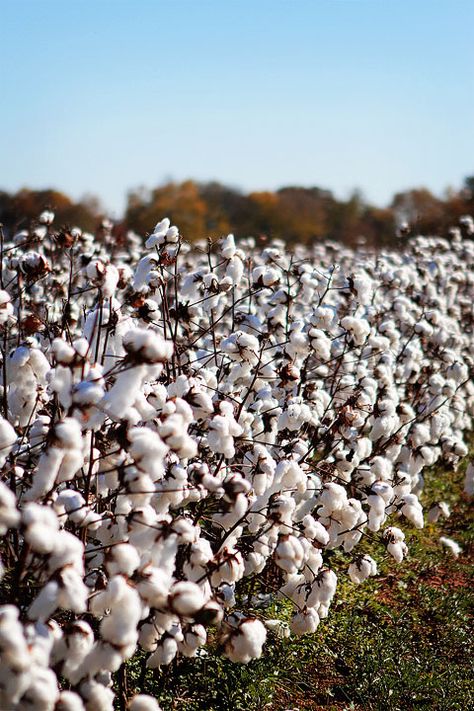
307;568;337;608
210;548;245;586
56;691;86;711
158;412;197;459
252;265;280;287
340;316;370;346
427;501;451;524
147;636;179;668
277;398;313;433
0;480;20;533
223;616;267;663
177;624;207;657
145;218;171;249
56;567;88;613
220;234;237;259
221;331;260;365
301;515;329;546
348;555;378;584
318;483;347;512
28;581;60;621
226;255;244;285
289;607;320;636
351;273;373;305
0;417;17;467
0;290;13;324
367;494;386;532
122;328;173;364
48;529;84;573
274;534;305;574
168;581;206;616
80;680;115;711
20;666;59;710
384;526;408;563
55;489;87;524
439;536;462;557
128;427;168;480
23;503;59;554
106;543;141;576
409;423;431;449
128;695;162;711
400;494;424;529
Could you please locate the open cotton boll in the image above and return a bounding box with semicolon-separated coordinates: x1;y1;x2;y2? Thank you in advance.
427;501;450;524
19;665;59;710
168;581;206;616
56;690;86;711
274;534;305;574
128;427;168;480
144;217;172;249
0;416;17;466
439;536;462;557
0;290;14;324
146;636;179;668
340;316;371;346
220;233;237;259
105;543;141;576
128;695;162;711
223;616;267;663
383;526;408;563
80;680;115;711
0;480;20;533
221;330;260;366
177;624;207;657
122;328;173;364
348;555;378;584
399;493;424;529
28;581;60;622
290;607;320;636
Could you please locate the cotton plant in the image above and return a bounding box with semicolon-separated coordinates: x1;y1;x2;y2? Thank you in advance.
0;210;472;708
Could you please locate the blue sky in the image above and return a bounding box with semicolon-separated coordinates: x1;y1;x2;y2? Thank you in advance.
1;0;473;216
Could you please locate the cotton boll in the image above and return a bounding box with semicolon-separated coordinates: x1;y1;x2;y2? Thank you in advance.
56;691;86;711
223;616;267;663
128;695;162;711
348;555;378;584
427;501;451;524
27;583;61;622
0;290;14;324
80;680;115;711
400;493;424;529
289;607;320;636
122;328;173;364
20;666;59;710
146;636;179;668
274;534;305;574
439;536;462;557
0;417;17;467
383;526;408;563
168;581;206;616
177;624;207;657
105;543;141;576
0;480;20;533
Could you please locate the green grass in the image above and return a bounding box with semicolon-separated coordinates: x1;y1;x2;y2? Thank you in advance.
124;459;474;711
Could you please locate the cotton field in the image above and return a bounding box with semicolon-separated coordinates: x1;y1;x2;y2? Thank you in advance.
0;213;473;710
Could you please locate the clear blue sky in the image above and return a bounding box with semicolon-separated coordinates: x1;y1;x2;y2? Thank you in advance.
1;0;473;216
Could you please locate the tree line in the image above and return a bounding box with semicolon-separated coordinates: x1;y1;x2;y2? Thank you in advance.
1;177;473;247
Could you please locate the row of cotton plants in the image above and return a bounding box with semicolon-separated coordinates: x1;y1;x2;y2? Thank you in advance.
0;212;473;710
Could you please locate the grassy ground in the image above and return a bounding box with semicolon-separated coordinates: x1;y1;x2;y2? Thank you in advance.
125;459;474;711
